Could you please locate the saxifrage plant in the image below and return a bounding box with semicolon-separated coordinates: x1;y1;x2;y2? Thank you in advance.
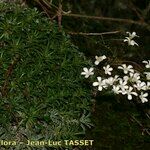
81;32;150;103
0;2;93;150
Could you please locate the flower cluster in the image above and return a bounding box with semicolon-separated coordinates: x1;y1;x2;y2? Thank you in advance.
81;32;149;103
124;32;139;46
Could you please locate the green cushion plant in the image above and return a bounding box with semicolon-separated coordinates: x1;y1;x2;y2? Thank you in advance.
0;2;92;149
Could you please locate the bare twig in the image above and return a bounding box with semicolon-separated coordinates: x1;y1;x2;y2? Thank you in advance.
143;2;150;16
127;1;144;21
36;0;52;19
116;60;143;70
1;55;20;97
32;1;150;31
130;115;150;135
57;0;62;31
63;13;150;30
68;30;121;36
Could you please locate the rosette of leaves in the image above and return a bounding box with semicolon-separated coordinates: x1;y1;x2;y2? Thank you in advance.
0;2;93;150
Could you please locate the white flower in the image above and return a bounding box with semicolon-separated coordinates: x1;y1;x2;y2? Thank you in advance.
126;32;139;39
134;81;147;91
105;78;113;86
112;85;121;94
103;65;113;75
93;77;105;91
105;77;114;86
118;64;134;74
114;75;119;81
124;32;139;46
81;67;94;78
144;72;150;80
123;73;140;83
118;79;129;94
139;92;148;103
146;82;150;90
123;75;129;82
100;79;109;89
142;60;150;68
94;55;106;65
124;37;138;46
124;86;138;100
129;72;140;83
105;75;119;86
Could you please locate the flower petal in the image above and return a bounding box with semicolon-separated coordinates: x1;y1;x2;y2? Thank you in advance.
89;67;94;72
81;72;86;75
94;60;99;65
97;77;102;82
98;86;103;91
83;67;88;72
93;82;99;86
128;94;132;100
85;75;89;78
